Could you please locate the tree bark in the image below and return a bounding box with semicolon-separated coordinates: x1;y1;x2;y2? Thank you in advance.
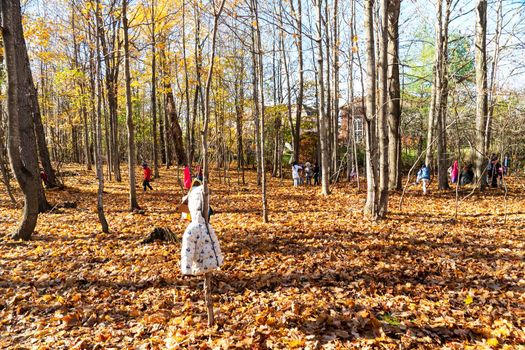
291;0;304;163
474;0;488;188
122;0;139;211
182;3;192;165
150;1;159;178
332;0;340;179
315;0;330;195
94;0;109;233
252;0;269;222
1;0;41;240
436;0;451;190
387;0;401;190
250;29;262;187
485;0;502;153
377;0;389;217
166;83;187;166
363;0;378;217
201;0;226;327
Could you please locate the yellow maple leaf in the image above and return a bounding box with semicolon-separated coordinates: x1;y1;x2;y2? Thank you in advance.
487;338;498;347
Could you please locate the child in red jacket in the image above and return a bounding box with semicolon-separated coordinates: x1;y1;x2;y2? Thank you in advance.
142;162;153;191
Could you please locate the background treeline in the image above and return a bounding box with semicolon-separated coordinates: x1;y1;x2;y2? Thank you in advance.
1;0;525;234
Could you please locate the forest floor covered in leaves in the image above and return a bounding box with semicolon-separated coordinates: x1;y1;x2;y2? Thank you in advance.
0;166;524;349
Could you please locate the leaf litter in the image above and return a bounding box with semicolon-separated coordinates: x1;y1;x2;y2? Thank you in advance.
0;166;524;349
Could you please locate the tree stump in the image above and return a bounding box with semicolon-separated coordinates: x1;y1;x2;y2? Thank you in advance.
140;227;179;244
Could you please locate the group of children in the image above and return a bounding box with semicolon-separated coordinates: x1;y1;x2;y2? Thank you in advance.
142;162;207;192
292;161;321;187
416;154;509;194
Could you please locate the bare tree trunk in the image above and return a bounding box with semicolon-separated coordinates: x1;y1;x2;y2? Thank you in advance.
201;0;226;327
250;30;262;186
437;0;451;190
332;0;340;179
1;0;42;240
292;0;304;163
485;0;502;153
425;69;437;169
251;0;268;221
94;0;109;233
278;2;295;165
81;84;92;170
363;0;378;217
314;0;330;195
166;84;187;166
159;95;166;165
95;0;121;182
151;1;159;178
234;57;245;184
272;117;281;177
122;0;139;211
190;3;202;166
475;0;488;188
182;3;192;165
0;109;16;203
377;0;389;217
387;0;401;190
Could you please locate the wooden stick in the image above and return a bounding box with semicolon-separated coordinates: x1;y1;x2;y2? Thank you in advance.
204;272;215;327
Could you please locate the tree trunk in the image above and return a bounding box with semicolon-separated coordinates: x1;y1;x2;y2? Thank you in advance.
33;93;58;190
315;0;330;195
474;0;488;188
95;1;121;182
122;0;139;211
163;87;172;168
182;3;192;165
151;2;159;178
159;95;166;165
387;0;401;190
292;0;304;163
1;0;41;240
190;3;202;166
332;0;340;179
485;0;502;153
166;84;187;166
94;0;109;233
377;0;389;217
272;117;281;177
251;30;262;187
425;68;437;169
201;0;226;327
278;2;295;165
0;108;17;204
363;0;378;217
436;0;451;190
252;0;268;222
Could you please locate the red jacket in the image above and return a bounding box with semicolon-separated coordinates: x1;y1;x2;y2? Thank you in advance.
143;167;152;181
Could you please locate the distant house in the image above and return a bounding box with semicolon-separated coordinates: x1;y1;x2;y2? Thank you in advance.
339;98;365;143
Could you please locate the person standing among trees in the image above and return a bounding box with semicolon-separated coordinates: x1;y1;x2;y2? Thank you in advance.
459;164;474;186
305;162;313;185
487;154;502;188
313;162;321;186
292;161;302;187
183;164;192;190
450;160;459;184
416;164;431;194
503;154;509;175
142;162;153;191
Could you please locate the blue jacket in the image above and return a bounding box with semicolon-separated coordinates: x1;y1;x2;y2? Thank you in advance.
417;166;430;182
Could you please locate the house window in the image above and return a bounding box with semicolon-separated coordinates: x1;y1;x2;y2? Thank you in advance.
353;117;363;143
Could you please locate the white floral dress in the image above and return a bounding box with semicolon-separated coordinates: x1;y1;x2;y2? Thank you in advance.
180;186;223;275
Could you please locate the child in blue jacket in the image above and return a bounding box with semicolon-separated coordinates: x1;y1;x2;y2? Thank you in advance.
416;164;431;194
